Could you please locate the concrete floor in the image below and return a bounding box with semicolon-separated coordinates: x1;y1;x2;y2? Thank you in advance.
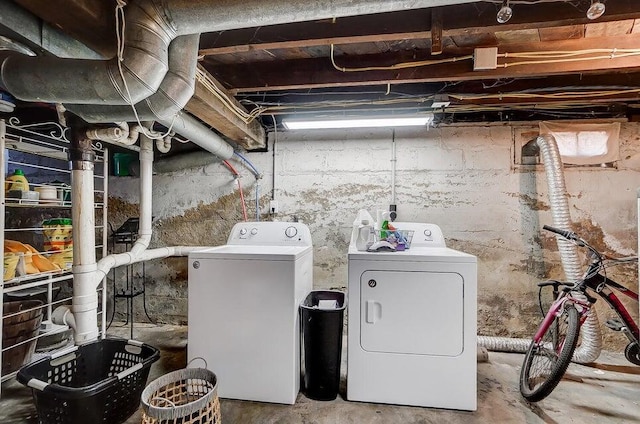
1;323;639;424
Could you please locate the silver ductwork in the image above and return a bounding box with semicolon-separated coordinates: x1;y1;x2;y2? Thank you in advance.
479;134;602;364
1;1;173;104
66;34;199;123
165;0;473;34
67;33;233;160
536;134;602;364
1;0;465;105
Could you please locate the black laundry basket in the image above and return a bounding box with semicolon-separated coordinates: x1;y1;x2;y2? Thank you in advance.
300;290;346;401
17;337;160;424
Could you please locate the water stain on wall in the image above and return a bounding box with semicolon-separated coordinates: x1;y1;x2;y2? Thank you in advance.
507;192;550;211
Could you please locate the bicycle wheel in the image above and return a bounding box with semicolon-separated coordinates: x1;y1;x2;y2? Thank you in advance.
519;304;580;402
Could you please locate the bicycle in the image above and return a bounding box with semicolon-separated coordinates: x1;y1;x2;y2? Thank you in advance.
519;225;639;402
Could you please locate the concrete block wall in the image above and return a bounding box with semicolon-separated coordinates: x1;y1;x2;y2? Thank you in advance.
109;122;639;348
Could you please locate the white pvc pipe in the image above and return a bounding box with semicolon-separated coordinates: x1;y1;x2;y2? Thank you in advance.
93;134;206;286
71;168;100;344
155;135;172;153
131;135;153;256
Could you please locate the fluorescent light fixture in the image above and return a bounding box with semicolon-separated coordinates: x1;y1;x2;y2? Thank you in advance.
282;115;433;130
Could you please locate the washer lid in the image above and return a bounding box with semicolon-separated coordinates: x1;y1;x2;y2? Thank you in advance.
348;246;476;263
189;244;312;260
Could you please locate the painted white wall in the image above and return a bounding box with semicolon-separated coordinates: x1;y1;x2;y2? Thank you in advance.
109;122;640;340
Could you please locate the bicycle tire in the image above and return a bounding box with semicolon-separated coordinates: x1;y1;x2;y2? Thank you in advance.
519;304;580;402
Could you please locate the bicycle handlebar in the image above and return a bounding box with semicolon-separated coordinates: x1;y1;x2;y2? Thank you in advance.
543;225;576;240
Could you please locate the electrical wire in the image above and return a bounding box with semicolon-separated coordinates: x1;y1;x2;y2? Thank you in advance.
196;67;266;124
222;160;248;221
449;87;640;101
114;0;177;141
233;151;261;177
330;44;472;72
232;151;261;220
500;51;640;69
237;178;248;222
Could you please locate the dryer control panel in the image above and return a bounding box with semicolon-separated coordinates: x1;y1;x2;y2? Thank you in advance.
227;221;312;246
390;222;446;248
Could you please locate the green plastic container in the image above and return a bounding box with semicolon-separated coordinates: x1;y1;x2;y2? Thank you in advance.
113;153;135;176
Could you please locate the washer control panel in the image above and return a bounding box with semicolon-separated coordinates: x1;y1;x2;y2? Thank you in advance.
227;221;312;246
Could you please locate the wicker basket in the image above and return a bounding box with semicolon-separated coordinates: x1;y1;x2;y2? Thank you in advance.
141;367;221;424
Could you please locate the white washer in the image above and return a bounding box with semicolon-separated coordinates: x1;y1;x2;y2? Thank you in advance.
188;221;313;404
347;222;477;411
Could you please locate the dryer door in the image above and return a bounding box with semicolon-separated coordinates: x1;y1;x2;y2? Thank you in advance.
360;270;464;356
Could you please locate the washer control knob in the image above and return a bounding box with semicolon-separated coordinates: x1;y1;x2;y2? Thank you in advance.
239;228;247;235
424;229;432;237
250;228;258;235
285;226;298;238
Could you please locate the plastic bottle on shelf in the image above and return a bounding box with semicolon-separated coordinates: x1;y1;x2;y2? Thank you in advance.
355;219;374;251
5;169;29;193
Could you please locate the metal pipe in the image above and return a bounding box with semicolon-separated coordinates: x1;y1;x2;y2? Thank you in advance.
160;112;234;160
391;129;397;205
166;0;471;35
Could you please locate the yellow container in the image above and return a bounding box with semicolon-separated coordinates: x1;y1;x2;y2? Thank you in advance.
6;169;30;193
3;253;20;281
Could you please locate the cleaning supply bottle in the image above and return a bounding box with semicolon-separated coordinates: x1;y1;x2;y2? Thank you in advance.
356;219;374;251
6;169;29;193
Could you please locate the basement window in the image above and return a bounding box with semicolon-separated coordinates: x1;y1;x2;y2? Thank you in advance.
516;121;621;167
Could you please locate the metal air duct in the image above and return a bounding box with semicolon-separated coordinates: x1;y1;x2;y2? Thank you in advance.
67;34;199;123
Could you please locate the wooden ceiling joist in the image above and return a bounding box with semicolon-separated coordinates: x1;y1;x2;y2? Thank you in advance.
199;1;640;57
203;35;640;94
185;67;266;150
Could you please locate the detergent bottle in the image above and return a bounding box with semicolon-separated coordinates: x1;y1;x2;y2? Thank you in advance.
355;219;374;251
6;169;29;193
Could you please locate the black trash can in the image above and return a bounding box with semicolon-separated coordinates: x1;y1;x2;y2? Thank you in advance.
300;290;346;401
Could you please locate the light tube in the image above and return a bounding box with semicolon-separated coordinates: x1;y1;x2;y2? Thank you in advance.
282;115;433;130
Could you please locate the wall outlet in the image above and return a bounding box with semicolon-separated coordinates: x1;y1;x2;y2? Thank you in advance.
269;200;279;214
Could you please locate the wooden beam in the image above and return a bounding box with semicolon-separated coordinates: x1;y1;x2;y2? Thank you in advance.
431;8;443;55
201;35;640;93
199;1;640;56
185;67;266;150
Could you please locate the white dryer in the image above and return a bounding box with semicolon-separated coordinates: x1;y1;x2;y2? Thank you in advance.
347;222;477;411
188;221;313;404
